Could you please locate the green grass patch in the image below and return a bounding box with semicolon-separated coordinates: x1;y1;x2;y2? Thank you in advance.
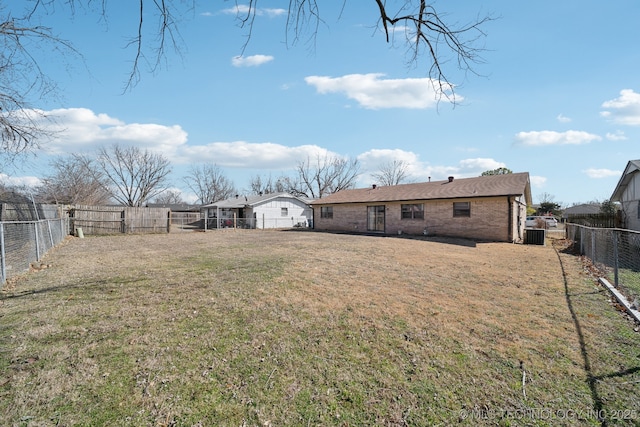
1;232;639;425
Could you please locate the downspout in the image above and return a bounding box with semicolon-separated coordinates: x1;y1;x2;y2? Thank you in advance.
507;196;513;242
511;195;527;243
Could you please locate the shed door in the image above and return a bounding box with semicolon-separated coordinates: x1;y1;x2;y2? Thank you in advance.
367;205;385;232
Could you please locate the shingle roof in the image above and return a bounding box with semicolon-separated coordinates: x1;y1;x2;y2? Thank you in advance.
563;203;601;216
202;192;311;209
311;172;531;205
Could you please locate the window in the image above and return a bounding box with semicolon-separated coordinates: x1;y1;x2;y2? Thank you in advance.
281;207;288;217
320;206;333;219
401;203;424;219
453;202;471;217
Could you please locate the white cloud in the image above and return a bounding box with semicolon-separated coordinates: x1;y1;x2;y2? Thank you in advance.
458;158;506;172
221;5;286;17
177;141;331;169
583;168;621;179
606;130;627;141
231;55;274;67
556;114;572;123
305;73;457;109
530;175;547;188
423;158;507;181
31;108;188;157
600;89;640;125
356;151;508;185
357;149;420;166
0;173;41;188
358;149;423;181
514;130;601;146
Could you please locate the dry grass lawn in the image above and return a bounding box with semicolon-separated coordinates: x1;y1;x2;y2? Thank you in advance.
1;230;639;426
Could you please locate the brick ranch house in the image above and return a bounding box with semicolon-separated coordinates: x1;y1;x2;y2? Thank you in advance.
310;172;532;243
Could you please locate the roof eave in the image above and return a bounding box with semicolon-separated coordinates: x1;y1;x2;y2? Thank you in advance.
610;160;640;201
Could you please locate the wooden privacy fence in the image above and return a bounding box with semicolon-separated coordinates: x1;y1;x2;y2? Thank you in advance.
567;212;622;228
69;205;170;235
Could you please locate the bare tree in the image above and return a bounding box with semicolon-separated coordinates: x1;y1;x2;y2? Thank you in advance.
247;174;289;195
96;145;172;207
183;164;236;204
152;189;184;205
296;154;360;199
372;160;411;186
38;154;112;205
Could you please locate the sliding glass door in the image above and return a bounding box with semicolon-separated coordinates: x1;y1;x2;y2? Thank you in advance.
367;205;385;232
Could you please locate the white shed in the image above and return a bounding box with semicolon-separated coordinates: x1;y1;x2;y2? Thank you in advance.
201;192;313;229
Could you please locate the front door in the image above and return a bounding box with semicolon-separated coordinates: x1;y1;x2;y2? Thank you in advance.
367;205;385;232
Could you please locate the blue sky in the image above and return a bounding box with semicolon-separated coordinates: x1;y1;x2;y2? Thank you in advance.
2;1;639;207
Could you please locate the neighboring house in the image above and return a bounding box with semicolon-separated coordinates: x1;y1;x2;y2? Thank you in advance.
611;159;640;231
201;192;313;229
562;203;601;221
310;172;532;243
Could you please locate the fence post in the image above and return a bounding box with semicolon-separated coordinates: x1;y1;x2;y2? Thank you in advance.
0;222;5;285
613;229;619;288
34;221;41;261
47;220;54;248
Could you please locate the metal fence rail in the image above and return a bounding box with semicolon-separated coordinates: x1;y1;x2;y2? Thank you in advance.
566;223;640;306
0;218;70;287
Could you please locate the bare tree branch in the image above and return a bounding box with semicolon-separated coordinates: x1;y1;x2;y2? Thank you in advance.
248;173;288;195
0;17;80;162
183;163;236;204
152;189;184;205
38;153;112;204
296;154;360;198
372;160;411;186
96;144;172;207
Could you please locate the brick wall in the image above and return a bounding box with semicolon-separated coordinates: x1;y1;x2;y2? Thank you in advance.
313;196;523;242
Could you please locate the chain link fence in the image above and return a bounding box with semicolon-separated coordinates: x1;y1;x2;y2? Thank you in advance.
170;212;204;232
0;218;70;287
566;223;640;307
204;216;311;230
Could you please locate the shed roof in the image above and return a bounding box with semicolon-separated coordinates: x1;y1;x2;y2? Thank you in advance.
610;160;640;201
311;172;531;205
